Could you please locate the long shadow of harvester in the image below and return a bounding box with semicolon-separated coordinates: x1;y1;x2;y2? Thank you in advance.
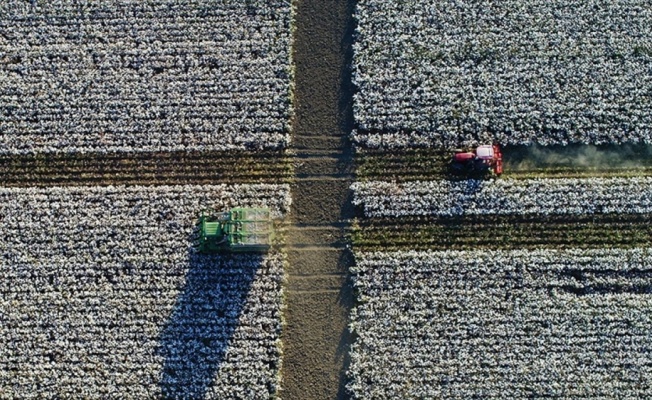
157;248;264;399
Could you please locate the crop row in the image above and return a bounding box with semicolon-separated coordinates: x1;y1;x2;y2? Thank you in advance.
352;0;652;149
0;184;290;398
352;177;652;217
0;0;292;154
349;248;652;398
0;150;292;186
356;145;652;181
354;214;652;251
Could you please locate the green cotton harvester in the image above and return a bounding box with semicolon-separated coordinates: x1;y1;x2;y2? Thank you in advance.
197;207;274;253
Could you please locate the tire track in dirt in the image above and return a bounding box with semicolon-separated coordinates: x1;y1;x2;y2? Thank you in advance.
280;0;355;398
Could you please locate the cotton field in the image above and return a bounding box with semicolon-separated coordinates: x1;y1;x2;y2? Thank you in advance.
0;0;293;154
348;249;652;399
0;184;290;398
5;0;652;398
352;177;652;217
352;0;652;149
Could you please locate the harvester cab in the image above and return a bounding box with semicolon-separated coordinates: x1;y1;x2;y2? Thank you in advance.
197;207;274;253
451;144;503;177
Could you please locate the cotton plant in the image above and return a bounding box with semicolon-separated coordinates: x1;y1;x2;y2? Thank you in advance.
352;0;652;149
352;177;652;217
348;248;652;399
0;0;293;154
0;184;290;398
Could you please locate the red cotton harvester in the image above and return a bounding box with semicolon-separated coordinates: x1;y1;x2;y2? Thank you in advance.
450;144;503;177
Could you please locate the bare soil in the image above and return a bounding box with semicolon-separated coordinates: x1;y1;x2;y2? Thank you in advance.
282;288;352;399
279;0;356;399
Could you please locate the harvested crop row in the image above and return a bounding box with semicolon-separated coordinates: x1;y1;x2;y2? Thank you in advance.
354;214;652;250
349;248;652;398
355;149;450;181
0;150;292;186
356;146;652;181
0;0;292;154
352;177;652;217
0;184;290;399
352;0;652;149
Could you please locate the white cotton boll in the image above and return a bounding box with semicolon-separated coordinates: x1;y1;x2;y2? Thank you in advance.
349;248;652;399
352;177;652;217
0;183;290;398
0;0;292;155
351;0;652;150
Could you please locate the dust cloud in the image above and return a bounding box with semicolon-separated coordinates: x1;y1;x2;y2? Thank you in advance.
503;143;652;170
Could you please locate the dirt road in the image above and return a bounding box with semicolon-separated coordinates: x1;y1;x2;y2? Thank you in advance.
280;0;356;399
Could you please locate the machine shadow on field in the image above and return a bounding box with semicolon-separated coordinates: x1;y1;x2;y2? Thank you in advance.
336;247;355;399
335;0;358;396
157;243;263;399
